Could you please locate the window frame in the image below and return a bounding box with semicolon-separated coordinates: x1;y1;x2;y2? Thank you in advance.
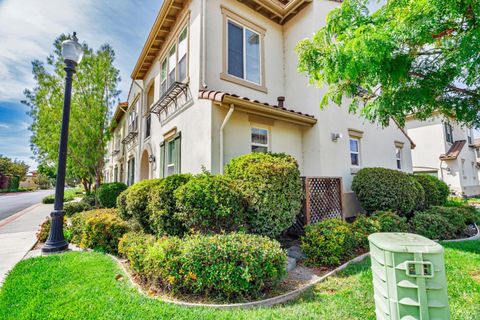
349;137;361;167
444;122;454;144
251;127;270;153
221;6;267;93
159;24;190;96
395;146;403;170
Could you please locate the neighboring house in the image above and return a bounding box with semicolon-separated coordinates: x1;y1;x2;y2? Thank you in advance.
406;115;480;197
104;0;414;217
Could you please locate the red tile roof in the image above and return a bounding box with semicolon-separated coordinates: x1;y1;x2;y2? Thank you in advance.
440;140;466;160
198;90;316;119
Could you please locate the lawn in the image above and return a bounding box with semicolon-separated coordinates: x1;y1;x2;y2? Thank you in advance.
0;241;479;320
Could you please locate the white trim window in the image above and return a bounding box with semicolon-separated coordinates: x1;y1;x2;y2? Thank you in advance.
160;27;188;95
227;20;261;85
395;147;403;169
444;122;454;143
349;138;360;166
251;127;269;153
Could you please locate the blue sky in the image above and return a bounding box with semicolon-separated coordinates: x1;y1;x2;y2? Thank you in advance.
0;0;162;169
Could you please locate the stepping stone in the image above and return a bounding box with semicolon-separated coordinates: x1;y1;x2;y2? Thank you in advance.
287;245;306;260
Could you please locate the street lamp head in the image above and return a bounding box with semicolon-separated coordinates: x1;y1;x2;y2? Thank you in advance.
61;32;83;65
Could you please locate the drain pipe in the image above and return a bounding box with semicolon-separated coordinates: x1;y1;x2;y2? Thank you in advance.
200;0;207;89
220;104;235;173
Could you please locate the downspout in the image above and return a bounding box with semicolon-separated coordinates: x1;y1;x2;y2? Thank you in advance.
220;104;235;173
132;80;144;183
200;0;207;89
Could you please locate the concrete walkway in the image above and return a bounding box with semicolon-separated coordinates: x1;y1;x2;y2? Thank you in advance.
0;203;53;284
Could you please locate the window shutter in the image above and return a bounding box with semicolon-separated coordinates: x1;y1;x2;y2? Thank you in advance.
159;142;165;178
173;132;181;174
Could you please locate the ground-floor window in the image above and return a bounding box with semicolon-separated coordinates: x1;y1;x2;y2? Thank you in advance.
114;166;118;182
251;127;269;153
349;137;360;166
160;132;181;177
395;147;403;169
127;158;135;186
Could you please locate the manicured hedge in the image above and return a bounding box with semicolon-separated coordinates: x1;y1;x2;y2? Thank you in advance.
97;182;127;208
413;175;449;207
371;211;409;232
352;168;423;216
175;173;245;234
120;232;286;300
64;201;92;217
410;212;455;240
301;219;356;266
224;153;303;238
70;209;129;253
148;174;192;237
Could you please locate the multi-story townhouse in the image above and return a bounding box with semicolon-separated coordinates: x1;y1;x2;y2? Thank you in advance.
406;114;480;197
105;0;415;217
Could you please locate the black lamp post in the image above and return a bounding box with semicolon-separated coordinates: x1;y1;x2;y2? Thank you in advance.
42;33;84;254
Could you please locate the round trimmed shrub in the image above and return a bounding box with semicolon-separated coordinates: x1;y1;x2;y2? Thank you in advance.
351;215;380;249
178;233;286;299
148;174;192;236
64;201;92;217
413;175;449;207
97;182;127;208
224;153;303;238
70;209;129;253
457;205;479;224
410;213;455;240
175;173;245;234
118;232;156;275
301;219;356;266
371;211;409;232
352;168;422;216
123;179;163;232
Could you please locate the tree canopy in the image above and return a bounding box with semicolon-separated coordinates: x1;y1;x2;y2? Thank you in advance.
0;155;29;178
296;0;480;127
23;34;120;192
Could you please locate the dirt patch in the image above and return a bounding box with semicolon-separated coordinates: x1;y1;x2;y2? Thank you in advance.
470;271;480;284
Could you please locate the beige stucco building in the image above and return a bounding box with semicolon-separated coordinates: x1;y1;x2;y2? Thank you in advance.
406;115;480;197
104;0;414;217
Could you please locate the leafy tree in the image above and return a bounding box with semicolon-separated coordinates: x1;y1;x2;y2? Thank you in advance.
296;0;480;127
23;34;120;193
0;155;29;179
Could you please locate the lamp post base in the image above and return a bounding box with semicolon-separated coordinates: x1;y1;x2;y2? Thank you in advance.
41;209;69;254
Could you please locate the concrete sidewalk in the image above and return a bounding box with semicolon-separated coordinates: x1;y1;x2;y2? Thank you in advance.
0;203;53;284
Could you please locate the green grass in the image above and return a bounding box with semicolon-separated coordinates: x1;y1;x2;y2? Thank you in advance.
0;241;479;320
42;188;77;204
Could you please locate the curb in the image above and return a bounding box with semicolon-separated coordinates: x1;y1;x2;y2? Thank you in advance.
110;252;370;309
0;203;43;229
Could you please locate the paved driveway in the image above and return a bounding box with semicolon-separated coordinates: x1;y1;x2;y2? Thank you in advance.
0;189;54;221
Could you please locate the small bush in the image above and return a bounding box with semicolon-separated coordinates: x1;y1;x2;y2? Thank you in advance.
118;232;156;275
175;173;245;234
116;190;129;220
351;216;380;249
224;153;303;238
301;219;356;266
42;189;77;204
70;209;129;253
428;206;467;234
42;194;55;204
148;174;192;236
457;205;480;224
413;175;449;207
36;216;68;243
410;213;455;240
64;201;92;217
371;211;409;232
81;193;97;207
352;168;423;215
97;182;127;208
124;179;163;232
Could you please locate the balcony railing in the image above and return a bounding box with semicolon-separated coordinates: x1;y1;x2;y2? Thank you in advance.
150;82;189;120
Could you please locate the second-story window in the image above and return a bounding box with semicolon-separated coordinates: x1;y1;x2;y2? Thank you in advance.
128;100;139;133
161;26;189;95
227;20;260;84
161;60;167;95
444;122;453;143
145;114;151;139
395;147;403;170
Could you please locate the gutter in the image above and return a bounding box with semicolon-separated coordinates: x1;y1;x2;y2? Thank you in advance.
220;104;235;173
200;0;207;89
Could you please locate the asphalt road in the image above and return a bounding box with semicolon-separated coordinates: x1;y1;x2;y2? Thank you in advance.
0;189;55;221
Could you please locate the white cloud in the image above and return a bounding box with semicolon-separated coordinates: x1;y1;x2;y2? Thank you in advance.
0;122;9;129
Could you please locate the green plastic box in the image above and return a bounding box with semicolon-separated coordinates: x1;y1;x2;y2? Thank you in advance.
368;233;450;320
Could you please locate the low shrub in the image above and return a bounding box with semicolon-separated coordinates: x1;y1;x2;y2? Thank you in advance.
42;189;77;204
36;216;68;243
410;213;455;240
148;174;192;236
457;205;480;224
116;190;129;220
64;201;92;217
97;182;127;208
81;193;97;207
427;206;467;234
71;209;129;253
123;179;163;232
175;173;245;234
351;215;380;249
352;168;423;216
413;175;449;207
224;153;303;238
371;211;409;232
301;219;356;266
118;232;156;275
